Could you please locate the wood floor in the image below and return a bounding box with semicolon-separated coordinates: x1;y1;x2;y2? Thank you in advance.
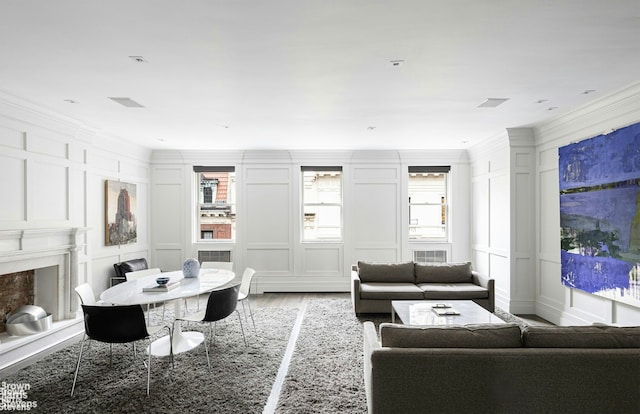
249;292;554;326
251;292;349;308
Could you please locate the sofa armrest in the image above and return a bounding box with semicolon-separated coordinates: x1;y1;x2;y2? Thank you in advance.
363;322;380;414
472;271;495;312
471;270;489;288
351;267;362;314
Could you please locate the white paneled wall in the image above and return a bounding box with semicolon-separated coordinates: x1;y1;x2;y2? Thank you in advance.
0;92;151;296
244;163;294;281
151;149;471;292
469;128;537;314
470;82;640;324
469;136;512;309
533;82;640;326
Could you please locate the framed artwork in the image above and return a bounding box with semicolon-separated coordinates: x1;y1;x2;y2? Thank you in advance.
105;180;137;246
559;122;640;307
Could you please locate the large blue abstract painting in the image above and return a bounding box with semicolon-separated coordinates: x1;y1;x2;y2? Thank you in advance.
559;122;640;307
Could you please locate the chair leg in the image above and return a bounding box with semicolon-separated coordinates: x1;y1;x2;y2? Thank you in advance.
146;338;152;396
168;326;174;369
245;299;257;333
204;324;212;370
71;336;87;396
236;310;247;346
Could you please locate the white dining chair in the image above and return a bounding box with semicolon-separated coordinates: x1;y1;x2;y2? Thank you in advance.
200;261;233;271
237;268;257;332
125;268;164;322
193;262;234;311
173;284;245;370
74;283;104;306
125;267;162;280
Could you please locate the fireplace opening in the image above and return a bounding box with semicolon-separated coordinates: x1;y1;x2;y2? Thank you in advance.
0;265;62;336
0;270;35;333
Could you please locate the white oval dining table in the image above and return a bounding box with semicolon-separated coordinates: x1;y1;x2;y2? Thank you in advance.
99;268;234;356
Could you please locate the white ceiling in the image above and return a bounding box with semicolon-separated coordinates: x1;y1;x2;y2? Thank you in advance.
0;1;638;151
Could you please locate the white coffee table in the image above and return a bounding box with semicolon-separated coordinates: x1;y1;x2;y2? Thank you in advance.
391;300;505;325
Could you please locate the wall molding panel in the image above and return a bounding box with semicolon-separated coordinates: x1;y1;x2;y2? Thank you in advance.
151;149;470;292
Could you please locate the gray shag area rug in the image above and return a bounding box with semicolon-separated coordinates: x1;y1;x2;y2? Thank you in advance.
275;298;373;414
3;297;526;413
3;304;298;414
494;307;530;330
275;300;528;414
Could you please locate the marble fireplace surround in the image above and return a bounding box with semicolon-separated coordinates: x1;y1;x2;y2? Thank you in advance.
0;227;89;372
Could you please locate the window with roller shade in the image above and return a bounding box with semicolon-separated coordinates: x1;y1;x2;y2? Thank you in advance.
194;166;236;241
408;166;450;240
302;167;343;241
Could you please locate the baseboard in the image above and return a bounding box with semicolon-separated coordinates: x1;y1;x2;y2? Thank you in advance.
255;277;350;293
0;318;83;377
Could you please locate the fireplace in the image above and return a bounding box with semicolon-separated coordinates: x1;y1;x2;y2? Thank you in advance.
0;270;35;333
0;227;89;371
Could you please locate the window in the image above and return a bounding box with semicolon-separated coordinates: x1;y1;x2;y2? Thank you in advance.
302;167;342;241
194;166;236;241
408;166;450;240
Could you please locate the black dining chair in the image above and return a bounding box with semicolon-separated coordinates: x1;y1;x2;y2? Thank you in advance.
173;284;246;369
71;304;173;396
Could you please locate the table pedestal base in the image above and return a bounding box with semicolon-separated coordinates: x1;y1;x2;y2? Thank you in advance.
148;331;204;356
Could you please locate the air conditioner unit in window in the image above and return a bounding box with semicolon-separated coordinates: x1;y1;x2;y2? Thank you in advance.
197;250;232;263
413;250;447;263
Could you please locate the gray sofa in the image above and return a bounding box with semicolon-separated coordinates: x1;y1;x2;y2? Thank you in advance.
363;322;640;414
352;261;494;313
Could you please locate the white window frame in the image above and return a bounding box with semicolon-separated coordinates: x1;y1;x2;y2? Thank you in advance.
408;166;450;242
194;166;236;242
301;166;343;242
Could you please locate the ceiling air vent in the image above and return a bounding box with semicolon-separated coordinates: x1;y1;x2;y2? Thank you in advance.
108;97;145;108
477;98;509;108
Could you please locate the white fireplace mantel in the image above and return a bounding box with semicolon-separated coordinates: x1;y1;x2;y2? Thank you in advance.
0;227;90;372
0;227;90;321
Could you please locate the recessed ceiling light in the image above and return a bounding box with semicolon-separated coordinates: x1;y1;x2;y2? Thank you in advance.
582;89;596;95
108;97;145;108
367;126;376;130
389;60;404;67
535;99;548;104
477;98;509;108
128;56;147;63
64;99;77;104
547;106;558;111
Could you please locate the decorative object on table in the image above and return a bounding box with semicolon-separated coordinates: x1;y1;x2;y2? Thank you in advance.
183;258;200;278
156;276;170;285
432;307;460;316
142;280;180;292
104;180;137;246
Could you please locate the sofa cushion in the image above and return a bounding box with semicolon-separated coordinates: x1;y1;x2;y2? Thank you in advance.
380;323;522;348
357;261;415;283
360;283;424;300
522;325;640;348
415;262;472;283
419;283;489;300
